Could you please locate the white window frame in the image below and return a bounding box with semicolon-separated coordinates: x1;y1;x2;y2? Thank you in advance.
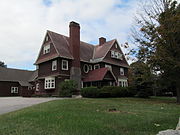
118;53;123;60
105;64;112;70
83;64;89;73
52;60;57;71
11;87;18;93
62;60;68;70
115;43;118;48
94;64;100;70
45;77;55;89
89;65;92;70
45;36;49;42
120;68;124;75
43;44;50;54
36;83;39;91
118;79;128;87
111;50;115;58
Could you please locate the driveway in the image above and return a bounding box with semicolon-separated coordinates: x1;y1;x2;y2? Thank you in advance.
0;97;62;115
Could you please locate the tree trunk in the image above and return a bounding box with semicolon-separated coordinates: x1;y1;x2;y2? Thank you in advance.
177;87;180;104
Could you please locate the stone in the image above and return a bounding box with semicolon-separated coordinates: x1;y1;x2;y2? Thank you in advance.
157;130;180;135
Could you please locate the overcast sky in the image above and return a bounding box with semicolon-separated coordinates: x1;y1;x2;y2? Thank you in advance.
0;0;139;70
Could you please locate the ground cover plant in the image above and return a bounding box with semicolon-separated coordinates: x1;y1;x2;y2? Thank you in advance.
0;97;179;135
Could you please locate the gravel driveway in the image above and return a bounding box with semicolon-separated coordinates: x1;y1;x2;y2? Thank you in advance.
0;97;62;115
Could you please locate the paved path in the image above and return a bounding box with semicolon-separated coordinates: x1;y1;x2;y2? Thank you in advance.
0;97;62;115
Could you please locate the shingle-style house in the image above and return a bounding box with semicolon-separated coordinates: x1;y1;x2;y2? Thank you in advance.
34;21;129;96
0;67;37;97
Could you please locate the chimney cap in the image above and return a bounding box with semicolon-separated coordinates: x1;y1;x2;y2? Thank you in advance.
69;21;80;27
99;37;106;45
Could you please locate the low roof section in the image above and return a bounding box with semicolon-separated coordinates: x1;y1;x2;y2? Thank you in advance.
83;67;117;82
0;67;36;86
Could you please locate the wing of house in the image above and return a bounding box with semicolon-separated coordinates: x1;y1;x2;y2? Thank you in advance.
34;21;129;96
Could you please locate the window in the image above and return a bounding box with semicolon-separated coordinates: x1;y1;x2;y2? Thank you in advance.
62;60;68;70
11;87;18;93
111;50;115;57
45;36;49;42
94;64;100;70
89;65;92;70
83;64;89;73
36;83;39;91
118;53;123;60
120;68;124;75
118;79;128;87
115;52;118;58
45;77;55;89
115;43;118;48
52;60;57;71
105;64;112;70
36;65;39;70
43;44;50;54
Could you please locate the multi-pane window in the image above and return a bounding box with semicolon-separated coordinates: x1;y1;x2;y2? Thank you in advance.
111;50;123;60
11;87;18;93
105;64;112;70
94;64;100;70
118;80;128;87
43;44;50;54
45;77;55;89
52;60;57;71
120;68;124;75
62;60;68;70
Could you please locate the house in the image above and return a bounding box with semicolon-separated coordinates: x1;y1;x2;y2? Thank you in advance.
34;21;129;96
0;67;37;97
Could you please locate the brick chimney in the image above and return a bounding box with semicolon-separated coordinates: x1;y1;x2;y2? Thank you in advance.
69;21;80;67
69;21;81;93
99;37;106;46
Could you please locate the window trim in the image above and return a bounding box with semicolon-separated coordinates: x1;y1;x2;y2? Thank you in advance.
89;65;92;70
43;44;50;54
52;60;57;71
105;64;112;70
120;68;124;76
62;60;68;70
94;64;100;70
36;83;39;91
83;64;89;73
44;77;55;89
11;87;18;93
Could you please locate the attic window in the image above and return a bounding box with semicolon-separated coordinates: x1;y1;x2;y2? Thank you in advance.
45;36;49;42
115;44;118;48
43;44;50;54
111;50;122;60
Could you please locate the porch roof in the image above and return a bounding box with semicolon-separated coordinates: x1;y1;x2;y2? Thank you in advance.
83;67;116;82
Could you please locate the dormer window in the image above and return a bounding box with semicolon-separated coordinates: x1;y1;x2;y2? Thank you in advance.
94;64;100;70
52;60;57;71
120;68;124;75
62;60;68;70
43;44;50;54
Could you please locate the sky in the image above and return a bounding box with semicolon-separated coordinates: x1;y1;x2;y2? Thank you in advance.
0;0;139;70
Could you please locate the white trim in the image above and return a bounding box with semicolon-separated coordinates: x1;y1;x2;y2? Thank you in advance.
83;64;89;73
45;77;55;89
105;64;112;70
52;60;57;71
120;68;124;75
62;60;68;70
11;87;18;93
94;64;100;69
118;78;128;87
43;44;50;54
36;83;39;91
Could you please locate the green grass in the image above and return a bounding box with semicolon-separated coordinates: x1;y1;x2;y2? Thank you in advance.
0;97;179;135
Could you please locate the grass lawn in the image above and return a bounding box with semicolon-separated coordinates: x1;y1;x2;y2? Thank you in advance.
0;97;179;135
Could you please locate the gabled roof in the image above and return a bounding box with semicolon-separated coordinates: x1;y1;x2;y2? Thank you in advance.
35;30;129;68
0;67;35;86
83;67;116;82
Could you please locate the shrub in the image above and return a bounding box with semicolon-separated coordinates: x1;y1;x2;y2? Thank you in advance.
81;87;100;98
59;80;78;97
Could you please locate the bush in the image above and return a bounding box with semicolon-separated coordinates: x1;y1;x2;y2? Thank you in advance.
59;80;78;97
81;87;100;98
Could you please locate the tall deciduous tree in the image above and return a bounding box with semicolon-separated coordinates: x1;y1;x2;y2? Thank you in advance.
131;0;180;103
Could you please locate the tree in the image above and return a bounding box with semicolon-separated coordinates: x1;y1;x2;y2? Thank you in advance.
130;61;154;98
0;61;7;68
131;0;180;103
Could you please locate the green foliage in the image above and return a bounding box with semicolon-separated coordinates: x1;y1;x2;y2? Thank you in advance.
81;87;100;98
59;80;78;97
130;0;180;102
81;86;136;98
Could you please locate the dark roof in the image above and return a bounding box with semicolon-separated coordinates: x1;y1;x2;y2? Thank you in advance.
35;30;129;68
0;67;35;86
83;67;116;82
